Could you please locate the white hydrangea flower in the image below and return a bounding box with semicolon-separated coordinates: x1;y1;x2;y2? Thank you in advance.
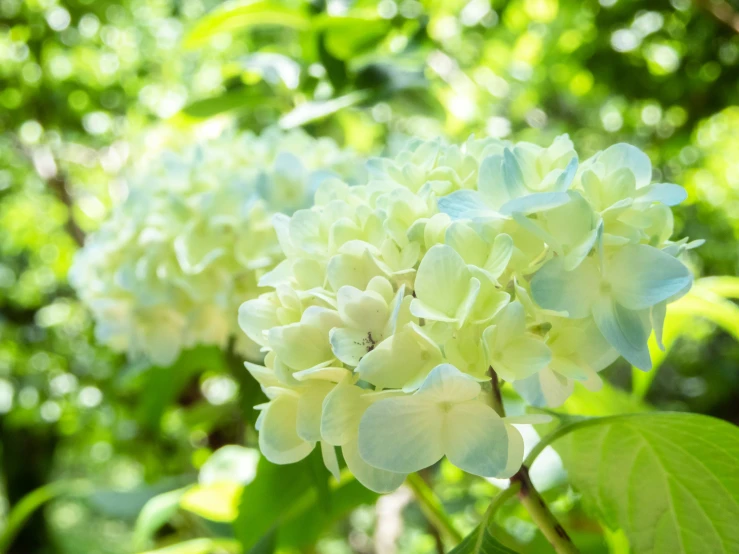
239;134;696;492
71;128;361;365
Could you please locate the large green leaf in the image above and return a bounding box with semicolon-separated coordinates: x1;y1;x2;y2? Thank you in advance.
555;413;739;554
448;525;519;554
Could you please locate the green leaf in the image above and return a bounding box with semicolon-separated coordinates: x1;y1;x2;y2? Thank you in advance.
448;525;519;554
184;0;309;49
181;89;265;119
278;91;369;129
555;413;739;554
133;488;187;551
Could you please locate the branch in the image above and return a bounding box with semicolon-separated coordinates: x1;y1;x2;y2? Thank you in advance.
696;0;739;33
13;141;85;247
487;368;581;554
510;467;579;554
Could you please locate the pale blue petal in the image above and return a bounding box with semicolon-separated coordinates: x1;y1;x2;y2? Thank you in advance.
513;367;573;408
599;143;652;189
530;256;600;318
358;397;444;473
342;439;406;493
415;363;481;403
553;156;578;192
444;401;510;477
608;244;692;310
636;183;687;206
592;297;652;370
499;192;571;216
502;148;527;200
437;190;488;220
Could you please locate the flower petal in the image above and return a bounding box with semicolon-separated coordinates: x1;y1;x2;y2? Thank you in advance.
358;397;444;473
330;328;374;367
342;438;407;493
321;441;341;481
412;244;470;319
297;383;334;442
437;190;489;220
592;296;651;370
321;381;365;446
259;394;314;464
635;183;687;207
608;244;692;310
356;324;443;390
415;364;481;403
499;192;571;216
484;233;514;280
499;423;525;478
599;143;652;189
443;400;510;477
513;367;573;408
496;336;552;381
530;256;600;318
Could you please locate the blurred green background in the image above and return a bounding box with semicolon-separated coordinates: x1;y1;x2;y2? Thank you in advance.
1;0;738;553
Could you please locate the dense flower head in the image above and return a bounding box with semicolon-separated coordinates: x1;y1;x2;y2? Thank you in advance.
71;128;362;365
240;134;699;492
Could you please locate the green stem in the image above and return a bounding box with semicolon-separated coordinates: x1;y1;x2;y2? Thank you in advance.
524;413;648;469
406;473;463;544
487;368;580;554
510;467;579;554
485;481;521;523
487;366;505;417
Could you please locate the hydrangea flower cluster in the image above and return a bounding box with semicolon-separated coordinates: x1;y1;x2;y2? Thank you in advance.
240;135;698;492
71;129;361;365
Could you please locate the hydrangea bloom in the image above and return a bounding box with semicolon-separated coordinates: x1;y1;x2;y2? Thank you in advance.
240;135;697;492
71;129;361;365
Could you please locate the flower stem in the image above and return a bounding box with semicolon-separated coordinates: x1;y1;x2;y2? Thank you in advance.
487;367;580;554
487;366;505;417
510;466;580;554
